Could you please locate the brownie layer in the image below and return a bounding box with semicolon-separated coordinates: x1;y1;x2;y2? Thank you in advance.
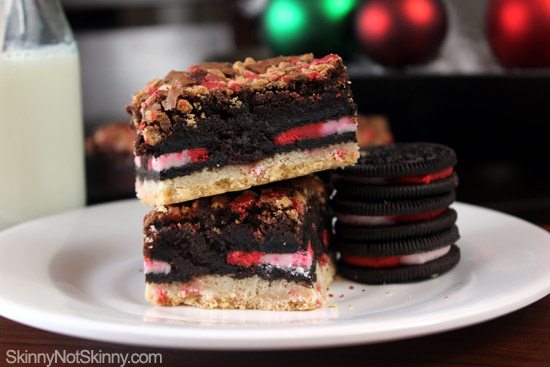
127;54;356;156
144;81;354;157
136;131;356;181
143;176;331;285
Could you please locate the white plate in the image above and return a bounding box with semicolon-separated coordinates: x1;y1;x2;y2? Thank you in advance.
0;201;549;350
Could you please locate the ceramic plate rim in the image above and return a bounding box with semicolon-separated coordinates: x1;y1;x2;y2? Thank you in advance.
0;200;549;350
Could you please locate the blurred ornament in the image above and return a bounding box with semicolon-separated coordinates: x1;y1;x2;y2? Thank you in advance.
486;0;550;68
355;0;448;67
263;0;357;56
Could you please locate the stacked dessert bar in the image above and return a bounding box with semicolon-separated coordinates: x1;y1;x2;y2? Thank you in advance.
128;53;359;310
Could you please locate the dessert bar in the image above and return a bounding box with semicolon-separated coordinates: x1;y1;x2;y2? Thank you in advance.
128;53;359;205
143;175;335;310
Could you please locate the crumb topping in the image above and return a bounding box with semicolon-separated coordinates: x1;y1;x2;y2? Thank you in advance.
127;53;345;147
144;175;326;231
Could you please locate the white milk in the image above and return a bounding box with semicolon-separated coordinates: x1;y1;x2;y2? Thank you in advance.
0;44;85;229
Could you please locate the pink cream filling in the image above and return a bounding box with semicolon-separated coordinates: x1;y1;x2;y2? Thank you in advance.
135;147;208;172
400;245;451;265
273;116;356;146
227;242;314;270
144;257;171;274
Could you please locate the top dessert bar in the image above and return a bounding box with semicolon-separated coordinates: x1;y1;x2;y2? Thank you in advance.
128;53;359;206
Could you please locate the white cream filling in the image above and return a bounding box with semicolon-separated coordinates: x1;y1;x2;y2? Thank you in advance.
400;245;451;265
144;258;171;274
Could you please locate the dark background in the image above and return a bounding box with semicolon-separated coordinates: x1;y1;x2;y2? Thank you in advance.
64;0;550;224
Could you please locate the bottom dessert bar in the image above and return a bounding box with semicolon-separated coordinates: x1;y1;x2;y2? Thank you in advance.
142;175;335;310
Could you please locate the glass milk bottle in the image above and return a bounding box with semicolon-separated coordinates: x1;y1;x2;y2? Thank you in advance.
0;0;85;230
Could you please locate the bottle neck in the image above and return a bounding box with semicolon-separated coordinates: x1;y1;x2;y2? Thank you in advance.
1;0;74;51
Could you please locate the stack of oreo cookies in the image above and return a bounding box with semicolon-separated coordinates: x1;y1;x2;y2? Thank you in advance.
331;143;461;284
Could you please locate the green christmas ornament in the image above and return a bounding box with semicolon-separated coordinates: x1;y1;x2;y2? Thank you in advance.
263;0;357;57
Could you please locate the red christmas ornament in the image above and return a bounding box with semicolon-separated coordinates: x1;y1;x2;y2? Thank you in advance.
355;0;448;67
486;0;550;68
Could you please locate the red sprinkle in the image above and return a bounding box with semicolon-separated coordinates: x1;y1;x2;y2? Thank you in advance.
322;229;330;248
307;71;322;81
342;255;401;268
243;71;260;79
188;147;209;163
147;85;158;96
226;251;263;267
228;191;257;217
155;287;168;305
291;198;305;215
312;54;339;65
318;253;330;266
393;167;454;184
334;149;346;160
228;82;241;92
201;81;226;89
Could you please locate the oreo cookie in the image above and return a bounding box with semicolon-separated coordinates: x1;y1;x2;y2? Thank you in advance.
338;244;460;284
337;143;457;178
332;191;456;217
331;142;461;284
335;208;457;241
334;173;459;200
336;225;459;257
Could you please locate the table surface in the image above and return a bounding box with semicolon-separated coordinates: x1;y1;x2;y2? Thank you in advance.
1;295;548;367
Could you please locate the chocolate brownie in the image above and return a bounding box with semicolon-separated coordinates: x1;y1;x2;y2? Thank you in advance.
128;53;359;205
143;175;335;310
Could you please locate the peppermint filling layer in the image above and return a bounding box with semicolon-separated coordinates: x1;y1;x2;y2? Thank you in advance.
342;245;451;268
145;245;315;276
144;257;172;274
273;116;356;145
336;208;446;226
226;242;314;274
136;116;356;173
